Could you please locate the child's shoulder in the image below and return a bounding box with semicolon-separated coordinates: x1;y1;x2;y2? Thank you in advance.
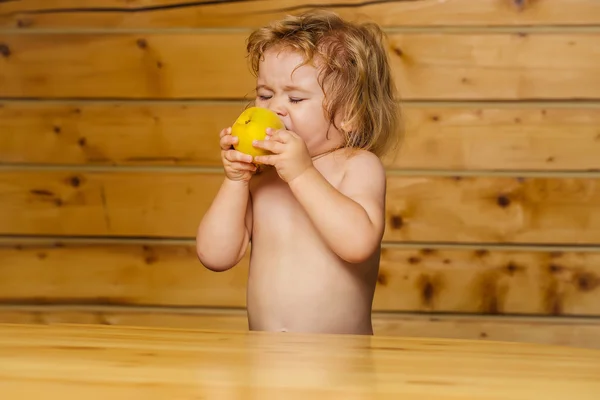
339;148;385;173
335;148;386;187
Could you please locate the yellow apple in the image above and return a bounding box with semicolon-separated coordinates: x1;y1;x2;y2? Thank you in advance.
231;107;284;158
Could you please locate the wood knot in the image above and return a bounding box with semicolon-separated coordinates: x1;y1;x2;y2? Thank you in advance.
145;255;158;264
392;47;403;57
497;195;511;208
0;43;10;58
78;137;87;147
31;189;53;196
17;18;34;28
421;280;435;306
505;262;521;275
70;176;81;187
407;256;421;265
417;274;442;308
475;249;489;257
390;215;403;229
53;126;61;134
549;264;563;273
142;245;158;264
377;273;388;286
136;38;148;49
574;272;600;292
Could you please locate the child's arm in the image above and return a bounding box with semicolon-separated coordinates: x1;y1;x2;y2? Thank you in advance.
196;179;253;272
288;151;386;263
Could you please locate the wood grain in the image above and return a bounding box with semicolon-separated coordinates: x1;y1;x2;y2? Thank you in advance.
384;175;600;244
0;324;599;400
0;170;223;237
1;0;599;29
0;32;249;100
2;306;600;349
2;170;600;243
2;101;600;171
2;240;600;315
1;32;599;100
0;240;249;308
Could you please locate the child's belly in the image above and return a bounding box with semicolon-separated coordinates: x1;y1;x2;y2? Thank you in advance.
245;234;378;335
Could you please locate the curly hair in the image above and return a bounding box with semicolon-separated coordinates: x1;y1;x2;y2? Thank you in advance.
245;9;402;157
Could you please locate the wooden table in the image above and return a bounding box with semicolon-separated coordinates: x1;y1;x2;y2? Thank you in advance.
0;324;599;399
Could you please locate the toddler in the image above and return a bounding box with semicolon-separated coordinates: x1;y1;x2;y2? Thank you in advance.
196;10;401;335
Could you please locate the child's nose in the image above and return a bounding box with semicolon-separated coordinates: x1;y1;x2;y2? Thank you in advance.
268;98;288;117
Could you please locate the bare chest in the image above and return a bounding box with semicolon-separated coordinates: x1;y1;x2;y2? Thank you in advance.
249;164;344;236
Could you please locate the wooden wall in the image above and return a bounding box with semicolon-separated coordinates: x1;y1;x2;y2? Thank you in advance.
1;0;600;349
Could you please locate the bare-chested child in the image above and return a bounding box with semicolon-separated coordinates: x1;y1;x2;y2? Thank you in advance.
196;10;401;335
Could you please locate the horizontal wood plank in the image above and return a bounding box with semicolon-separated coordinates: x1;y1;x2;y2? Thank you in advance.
1;306;599;349
1;240;600;315
0;170;223;238
2;101;600;171
1;170;600;244
1;0;599;29
1;32;599;100
0;241;249;308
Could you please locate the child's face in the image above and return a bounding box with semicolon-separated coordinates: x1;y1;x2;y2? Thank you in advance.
255;47;343;156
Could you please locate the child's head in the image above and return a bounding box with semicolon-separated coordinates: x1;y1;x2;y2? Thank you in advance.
245;10;401;158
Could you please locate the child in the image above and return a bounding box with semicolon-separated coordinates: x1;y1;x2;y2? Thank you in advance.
196;9;401;335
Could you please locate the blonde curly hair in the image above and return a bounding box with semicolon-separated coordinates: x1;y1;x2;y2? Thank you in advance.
245;9;402;157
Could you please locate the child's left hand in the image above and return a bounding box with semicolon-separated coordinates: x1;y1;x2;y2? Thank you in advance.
252;128;313;183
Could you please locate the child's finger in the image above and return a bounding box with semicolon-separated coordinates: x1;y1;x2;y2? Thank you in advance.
253;139;283;153
219;127;232;138
266;128;289;143
229;161;257;172
225;149;253;164
254;155;276;165
220;134;238;150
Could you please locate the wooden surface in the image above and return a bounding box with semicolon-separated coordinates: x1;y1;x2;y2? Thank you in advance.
2;0;600;351
1;0;599;28
2;239;600;316
2;306;600;350
2;170;600;244
0;324;599;399
1;32;598;100
2;101;600;171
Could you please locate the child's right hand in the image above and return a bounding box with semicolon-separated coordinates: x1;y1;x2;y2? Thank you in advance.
220;127;257;182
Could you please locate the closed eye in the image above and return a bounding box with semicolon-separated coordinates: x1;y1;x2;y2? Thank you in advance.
257;95;303;104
